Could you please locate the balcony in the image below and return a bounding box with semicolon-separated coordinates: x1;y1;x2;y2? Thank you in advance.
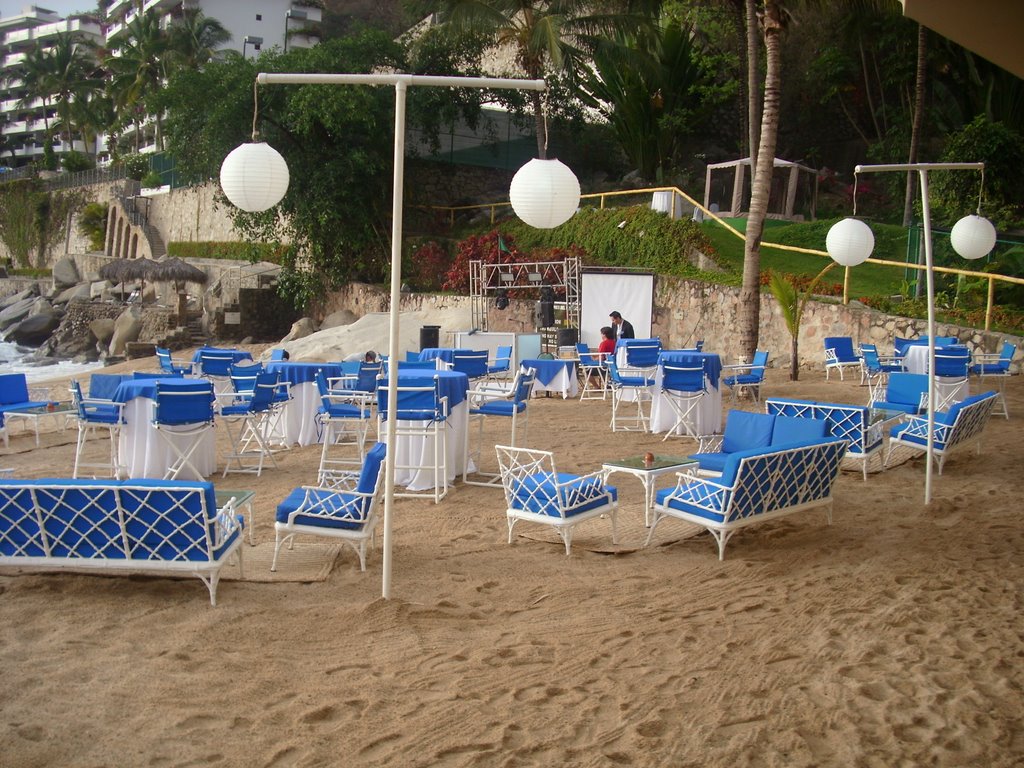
289;5;323;22
143;0;181;14
2;52;26;68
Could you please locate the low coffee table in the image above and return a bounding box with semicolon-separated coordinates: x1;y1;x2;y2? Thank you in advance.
602;455;698;526
4;402;74;446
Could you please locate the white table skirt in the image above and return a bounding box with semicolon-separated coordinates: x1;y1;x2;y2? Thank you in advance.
119;397;216;480
524;364;579;399
649;369;723;436
389;401;471;491
903;346;929;374
273;381;323;447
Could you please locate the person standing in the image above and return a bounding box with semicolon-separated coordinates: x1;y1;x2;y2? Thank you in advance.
609;311;635;341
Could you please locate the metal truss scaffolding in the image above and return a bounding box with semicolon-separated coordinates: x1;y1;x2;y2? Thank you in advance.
470;256;581;333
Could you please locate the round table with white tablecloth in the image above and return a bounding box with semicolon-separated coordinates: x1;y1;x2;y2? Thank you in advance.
265;362;344;446
649;351;723;436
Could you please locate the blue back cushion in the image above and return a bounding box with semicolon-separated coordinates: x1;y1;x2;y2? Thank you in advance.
887;373;927;406
89;373;126;401
825;337;856;361
120;480;220;561
772;416;827;445
357;442;387;495
722;411;775;454
0;373;29;406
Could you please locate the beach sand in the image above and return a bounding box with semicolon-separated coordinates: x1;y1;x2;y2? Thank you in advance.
1;352;1021;767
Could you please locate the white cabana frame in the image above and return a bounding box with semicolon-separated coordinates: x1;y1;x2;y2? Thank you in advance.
703;156;819;222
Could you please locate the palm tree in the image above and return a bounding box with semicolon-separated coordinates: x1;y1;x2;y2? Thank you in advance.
167;9;232;69
12;44;58;139
105;10;170;151
431;0;659;158
737;0;785;360
45;33;103;152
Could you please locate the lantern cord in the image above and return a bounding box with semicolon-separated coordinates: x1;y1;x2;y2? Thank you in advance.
977;167;986;215
542;88;550;156
251;81;259;141
852;171;859;217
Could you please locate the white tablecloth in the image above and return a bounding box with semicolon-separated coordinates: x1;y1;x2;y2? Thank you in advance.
522;361;579;399
119;397;216;480
649;368;723;436
273;381;323;447
391;401;470;491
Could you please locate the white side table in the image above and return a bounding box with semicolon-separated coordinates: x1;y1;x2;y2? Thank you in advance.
602;455;698;527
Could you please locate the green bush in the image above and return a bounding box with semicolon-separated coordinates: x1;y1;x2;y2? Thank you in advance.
77;202;108;251
167;241;285;263
61;151;94;173
141;171;163;189
120;153;150;181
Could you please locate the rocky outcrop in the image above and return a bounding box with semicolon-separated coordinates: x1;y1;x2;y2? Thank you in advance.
8;310;61;345
51;257;80;288
108;306;144;356
281;317;318;342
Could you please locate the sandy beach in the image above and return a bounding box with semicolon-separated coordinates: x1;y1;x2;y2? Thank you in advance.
1;351;1022;767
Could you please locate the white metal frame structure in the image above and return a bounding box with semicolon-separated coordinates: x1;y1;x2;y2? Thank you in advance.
470;256;581;334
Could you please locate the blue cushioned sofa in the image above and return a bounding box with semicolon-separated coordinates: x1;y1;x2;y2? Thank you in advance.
690;410;828;474
765;398;889;480
886;391;998;474
0;479;244;605
647;437;848;560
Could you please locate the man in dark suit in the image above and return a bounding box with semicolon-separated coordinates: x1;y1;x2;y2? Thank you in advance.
609;311;635;341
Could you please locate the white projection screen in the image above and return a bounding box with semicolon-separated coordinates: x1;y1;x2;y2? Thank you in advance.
580;271;654;349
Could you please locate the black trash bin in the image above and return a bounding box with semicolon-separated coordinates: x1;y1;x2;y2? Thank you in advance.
557;327;579;348
419;325;440;350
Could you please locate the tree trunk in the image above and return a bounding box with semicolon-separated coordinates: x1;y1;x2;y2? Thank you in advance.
745;0;760;169
737;0;784;361
903;24;927;228
790;334;799;381
531;90;547;159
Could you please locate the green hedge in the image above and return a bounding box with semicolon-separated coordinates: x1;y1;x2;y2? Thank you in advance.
167;241;284;263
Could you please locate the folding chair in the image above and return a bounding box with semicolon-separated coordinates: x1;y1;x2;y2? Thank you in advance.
723;350;768;403
152;380;215;480
464;367;536;487
450;350;489;382
970;341;1015;418
196;349;236;392
607;360;655;432
220;370;280;477
933;346;970;410
860;344;904;402
659;360;707;440
494;444;618;555
70;379;125;479
315;371;372;485
273;442;386;572
824;337;862;381
486;345;513;383
376;374;450;503
576;342;608;400
622;339;661;379
156;347;193;376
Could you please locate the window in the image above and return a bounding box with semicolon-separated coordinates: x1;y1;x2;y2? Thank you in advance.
256;14;262;20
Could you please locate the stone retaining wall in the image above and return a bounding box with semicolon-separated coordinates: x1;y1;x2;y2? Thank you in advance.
318;279;1022;370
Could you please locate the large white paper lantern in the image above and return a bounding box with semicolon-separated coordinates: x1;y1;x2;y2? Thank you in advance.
825;217;875;267
950;214;996;260
509;158;581;229
219;142;290;212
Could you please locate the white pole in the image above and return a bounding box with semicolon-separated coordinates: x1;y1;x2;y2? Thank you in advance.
918;168;936;504
854;161;984;505
254;72;546;599
381;81;407;600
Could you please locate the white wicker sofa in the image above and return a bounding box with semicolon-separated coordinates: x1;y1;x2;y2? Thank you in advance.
0;479;244;605
646;437;848;559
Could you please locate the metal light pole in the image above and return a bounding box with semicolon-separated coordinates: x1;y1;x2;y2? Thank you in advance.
242;35;262;60
256;73;547;598
849;162;985;504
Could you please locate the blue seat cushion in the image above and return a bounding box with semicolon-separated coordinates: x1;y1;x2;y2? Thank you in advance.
0;400;51;413
772;416;827;445
724;373;762;385
617;374;654;387
471;400;525;416
321;403;368;419
872;399;921;415
511;472;617;517
276;488;366;530
722;411;775;453
688;452;729;473
81;404;122;423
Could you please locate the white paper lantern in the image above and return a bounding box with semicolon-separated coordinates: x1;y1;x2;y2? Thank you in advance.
219;142;290;212
825;217;875;267
950;214;997;260
509;158;581;229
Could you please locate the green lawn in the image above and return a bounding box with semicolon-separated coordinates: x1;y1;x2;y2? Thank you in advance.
702;217;910;299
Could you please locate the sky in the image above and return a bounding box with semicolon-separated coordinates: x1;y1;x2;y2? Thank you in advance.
0;1;94;19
